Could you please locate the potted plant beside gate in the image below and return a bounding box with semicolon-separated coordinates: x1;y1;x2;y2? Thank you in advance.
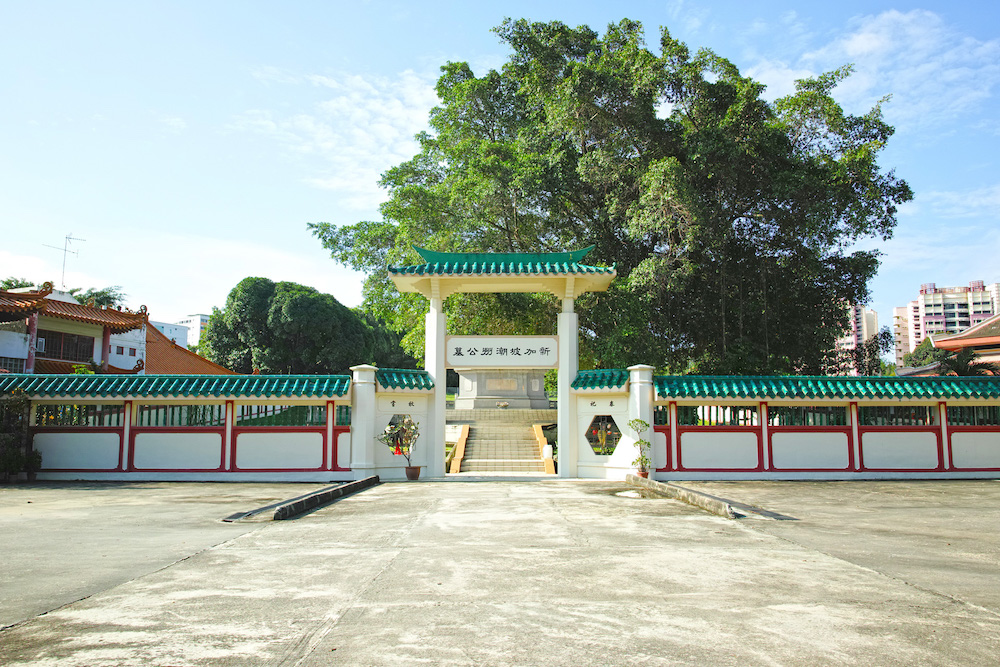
628;418;652;479
378;415;421;480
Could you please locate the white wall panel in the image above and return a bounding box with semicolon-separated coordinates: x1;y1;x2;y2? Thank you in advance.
951;432;1000;469
771;432;850;470
133;432;223;470
235;432;323;469
33;432;119;469
680;432;759;469
861;432;939;469
337;432;351;469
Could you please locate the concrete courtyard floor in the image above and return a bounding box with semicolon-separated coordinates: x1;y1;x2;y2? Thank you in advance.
1;479;999;666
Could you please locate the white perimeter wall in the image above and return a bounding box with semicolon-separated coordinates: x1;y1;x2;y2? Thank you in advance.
576;394;631;479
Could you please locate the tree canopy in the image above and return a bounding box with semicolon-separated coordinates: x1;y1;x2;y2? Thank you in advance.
1;278;126;308
902;338;950;368
202;277;415;375
310;19;912;374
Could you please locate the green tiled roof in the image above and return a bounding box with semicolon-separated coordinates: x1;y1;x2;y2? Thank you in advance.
376;368;434;390
653;375;1000;400
572;369;629;390
388;245;615;277
0;374;351;399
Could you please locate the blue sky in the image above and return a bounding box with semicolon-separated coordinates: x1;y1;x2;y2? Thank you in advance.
2;1;999;334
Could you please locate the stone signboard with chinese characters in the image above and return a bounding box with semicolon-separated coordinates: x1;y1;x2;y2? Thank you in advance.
446;336;558;368
377;396;427;413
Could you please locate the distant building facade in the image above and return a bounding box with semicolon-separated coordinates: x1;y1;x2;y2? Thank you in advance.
837;304;878;352
835;304;878;375
174;314;210;348
892;306;910;367
895;281;1000;363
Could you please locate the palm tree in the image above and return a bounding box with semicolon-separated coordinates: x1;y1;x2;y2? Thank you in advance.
938;348;1000;376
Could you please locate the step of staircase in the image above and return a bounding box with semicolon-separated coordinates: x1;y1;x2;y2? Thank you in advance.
450;408;555;474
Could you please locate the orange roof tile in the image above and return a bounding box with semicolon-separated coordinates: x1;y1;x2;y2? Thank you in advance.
0;290;48;321
34;358;141;374
144;325;234;375
0;289;146;333
41;300;146;333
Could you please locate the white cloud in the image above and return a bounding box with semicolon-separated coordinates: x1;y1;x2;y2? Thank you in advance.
159;116;187;132
920;183;1000;218
799;10;1000;128
233;69;439;211
744;60;816;100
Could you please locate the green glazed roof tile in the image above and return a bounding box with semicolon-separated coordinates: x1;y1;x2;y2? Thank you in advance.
375;368;434;391
389;245;616;277
653;375;1000;401
572;369;629;390
0;374;351;399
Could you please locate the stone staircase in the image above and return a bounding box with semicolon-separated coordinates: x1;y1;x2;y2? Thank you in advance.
447;408;556;474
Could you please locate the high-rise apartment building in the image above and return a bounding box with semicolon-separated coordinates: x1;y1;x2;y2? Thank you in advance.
174;314;210;348
892;306;911;367
835;304;878;374
895;281;1000;363
837;304;878;352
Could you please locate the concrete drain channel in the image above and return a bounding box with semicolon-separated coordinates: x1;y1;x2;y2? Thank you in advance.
223;475;381;522
619;475;796;521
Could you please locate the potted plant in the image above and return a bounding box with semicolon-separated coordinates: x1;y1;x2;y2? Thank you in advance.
378;415;421;480
628;418;652;478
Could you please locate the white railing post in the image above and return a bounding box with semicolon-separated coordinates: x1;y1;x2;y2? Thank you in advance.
938;401;951;470
350;364;378;480
760;402;769;471
850;402;862;471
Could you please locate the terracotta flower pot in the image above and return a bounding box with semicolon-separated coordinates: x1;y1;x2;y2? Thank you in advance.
405;466;421;481
637;471;649;479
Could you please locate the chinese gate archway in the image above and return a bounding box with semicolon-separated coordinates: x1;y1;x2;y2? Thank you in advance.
388;246;616;477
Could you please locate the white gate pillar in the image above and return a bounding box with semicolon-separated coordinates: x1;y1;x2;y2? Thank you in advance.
557;297;579;477
350;364;378;480
425;292;447;478
627;365;656;469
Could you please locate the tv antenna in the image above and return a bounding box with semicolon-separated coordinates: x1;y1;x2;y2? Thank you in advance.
43;233;87;288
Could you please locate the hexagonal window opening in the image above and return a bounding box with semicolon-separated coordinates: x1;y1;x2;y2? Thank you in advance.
383;413;417;456
587;415;622;455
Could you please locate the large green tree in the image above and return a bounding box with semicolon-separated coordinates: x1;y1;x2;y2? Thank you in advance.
311;19;911;374
202;277;415;375
902;338;950;368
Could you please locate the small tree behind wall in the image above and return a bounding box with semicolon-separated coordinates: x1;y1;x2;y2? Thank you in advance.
0;389;35;481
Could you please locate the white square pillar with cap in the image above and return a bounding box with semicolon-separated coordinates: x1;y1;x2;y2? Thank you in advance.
557;292;579;477
425;282;447;478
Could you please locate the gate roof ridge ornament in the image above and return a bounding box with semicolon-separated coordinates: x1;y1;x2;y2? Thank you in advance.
388;245;616;299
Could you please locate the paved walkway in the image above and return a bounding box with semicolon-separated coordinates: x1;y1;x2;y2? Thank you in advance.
1;480;999;665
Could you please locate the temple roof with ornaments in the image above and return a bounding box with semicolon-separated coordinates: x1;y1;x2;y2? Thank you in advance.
0;285;147;333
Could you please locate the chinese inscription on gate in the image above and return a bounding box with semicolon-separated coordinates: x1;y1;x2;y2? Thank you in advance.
445;336;558;368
